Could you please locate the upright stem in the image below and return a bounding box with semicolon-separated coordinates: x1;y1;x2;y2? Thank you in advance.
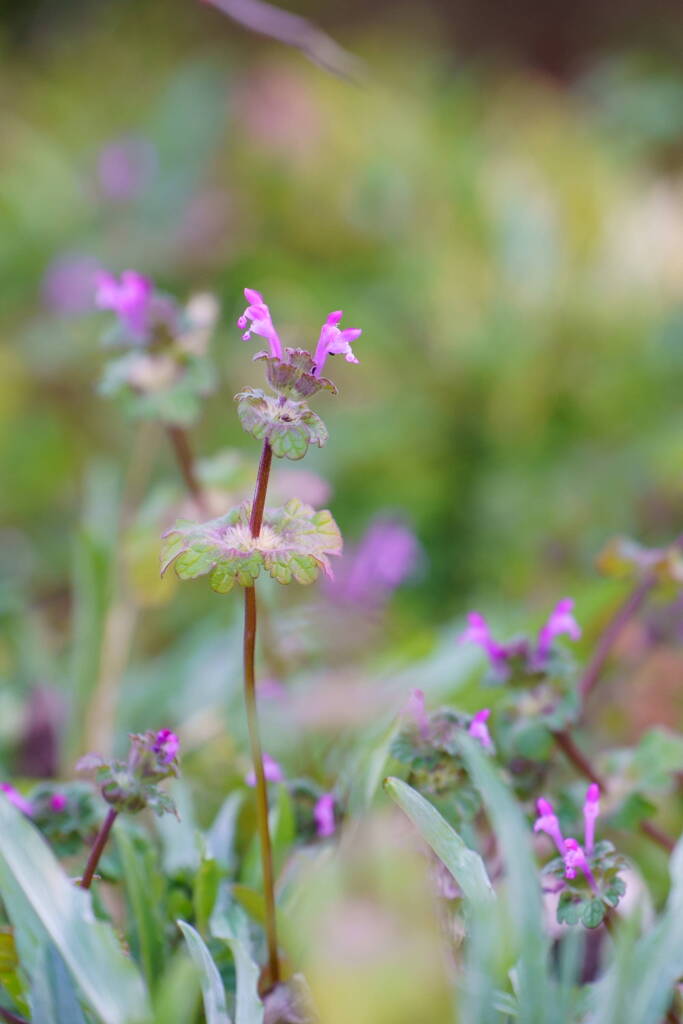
166;425;208;517
579;577;654;704
79;808;118;890
0;1007;30;1024
243;441;279;987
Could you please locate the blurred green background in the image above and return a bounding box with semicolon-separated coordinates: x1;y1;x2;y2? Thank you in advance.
2;0;683;776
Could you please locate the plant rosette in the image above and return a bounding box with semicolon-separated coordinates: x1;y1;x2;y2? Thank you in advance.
161;497;342;592
77;730;180;817
543;840;628;929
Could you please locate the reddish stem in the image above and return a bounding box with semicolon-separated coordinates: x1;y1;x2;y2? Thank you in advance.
79;808;118;890
166;425;208;517
579;576;654;704
0;1008;30;1024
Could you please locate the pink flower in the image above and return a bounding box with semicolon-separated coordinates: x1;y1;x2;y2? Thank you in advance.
404;688;429;739
246;753;284;787
459;613;511;674
237;288;282;359
95;270;153;339
468;708;493;750
49;792;68;813
533;797;565;855
153;729;180;763
42;253;101;315
312;310;362;376
314;792;336;837
325;516;420;606
563;838;598;892
583;783;600;855
534;598;581;665
0;783;34;817
97;136;157;203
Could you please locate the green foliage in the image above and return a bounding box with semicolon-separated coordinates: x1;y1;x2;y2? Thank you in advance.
236;388;328;460
177;921;231;1024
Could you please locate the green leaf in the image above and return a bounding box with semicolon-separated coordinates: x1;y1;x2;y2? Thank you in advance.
556;890;581;926
0;793;151;1024
235;389;329;461
632;728;683;790
117;828;167;993
210;897;264;1024
177;921;231;1024
457;734;550;1023
29;944;87;1024
609;791;656;830
206;793;244;873
194;857;222;937
383;777;494;907
581;899;606;929
152;950;202;1024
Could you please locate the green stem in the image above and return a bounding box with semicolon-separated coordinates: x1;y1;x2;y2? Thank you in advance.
243;440;280;988
79;808;118;890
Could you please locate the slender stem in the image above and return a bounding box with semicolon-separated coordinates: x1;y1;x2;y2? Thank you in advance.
0;1007;30;1024
79;808;118;890
551;730;675;854
242;440;279;987
579;577;654;704
166;425;208;516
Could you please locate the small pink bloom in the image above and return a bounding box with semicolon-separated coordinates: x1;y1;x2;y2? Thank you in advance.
153;729;180;763
314;792;336;837
563;837;599;892
237;288;282;359
49;792;68;813
535;598;581;665
0;783;34;817
459;613;509;673
405;688;429;739
468;708;493;750
97;136;157;203
326;516;420;606
257;677;287;700
95;269;153;339
312;310;362;376
533;796;565;855
246;753;284;788
583;783;600;855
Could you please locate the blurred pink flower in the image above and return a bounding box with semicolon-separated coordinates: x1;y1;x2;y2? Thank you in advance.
460;598;580;677
563;838;598;891
533;797;565;855
312;310;362;376
95;270;153;339
314;792;336;837
97;136;157;203
246;753;284;787
404;688;429;739
42;253;101;315
237;288;282;359
49;792;68;813
583;783;600;856
153;729;180;764
534;598;581;666
467;708;493;750
0;783;34;817
326;516;420;606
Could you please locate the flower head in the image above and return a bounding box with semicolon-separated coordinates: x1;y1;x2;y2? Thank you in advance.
314;792;336;838
313;310;362;376
95;270;153;339
535;598;581;665
0;783;34;817
152;729;180;764
237;288;282;359
404;688;429;739
563;837;598;892
583;783;600;855
533;796;565;855
468;708;493;750
49;792;68;813
246;753;284;788
459;613;510;674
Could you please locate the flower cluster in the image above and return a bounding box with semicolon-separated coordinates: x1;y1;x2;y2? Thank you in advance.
533;784;627;928
78;729;180;817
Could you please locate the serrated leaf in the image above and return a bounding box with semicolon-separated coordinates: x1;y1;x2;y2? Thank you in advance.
582;898;606;929
557;891;582;926
255;348;337;398
177;921;231;1024
235;389;329;461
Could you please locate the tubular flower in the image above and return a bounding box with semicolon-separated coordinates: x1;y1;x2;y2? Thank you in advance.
312;311;362;376
467;708;493;750
533;797;565;855
583;783;600;856
314;792;336;837
0;783;34;817
405;688;429;739
458;612;511;675
563;838;599;892
246;753;284;788
153;729;180;764
534;598;582;666
95;269;153;339
237;288;282;359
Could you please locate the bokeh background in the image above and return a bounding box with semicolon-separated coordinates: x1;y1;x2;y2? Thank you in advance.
2;0;683;790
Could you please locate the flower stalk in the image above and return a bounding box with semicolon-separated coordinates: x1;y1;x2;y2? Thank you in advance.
243;439;280;988
79;807;118;890
166;424;208;516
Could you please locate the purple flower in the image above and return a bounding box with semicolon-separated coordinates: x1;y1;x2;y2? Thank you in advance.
563;838;598;892
314;792;336;837
583;783;600;856
42;253;101;315
246;753;284;788
533;797;565;855
0;783;34;817
404;688;429;739
534;598;581;666
459;613;511;675
153;729;180;764
237;288;282;359
326;516;420;606
95;270;153;339
49;792;68;813
467;708;493;750
312;310;362;376
97;136;157;203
